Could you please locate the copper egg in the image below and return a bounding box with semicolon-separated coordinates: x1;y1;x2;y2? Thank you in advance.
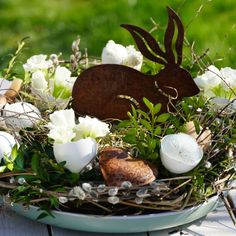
99;147;157;187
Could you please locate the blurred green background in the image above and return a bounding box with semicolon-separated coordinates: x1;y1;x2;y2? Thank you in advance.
0;0;235;69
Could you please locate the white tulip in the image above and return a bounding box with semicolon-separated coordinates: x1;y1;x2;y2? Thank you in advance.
0;131;17;161
48;109;75;128
160;133;203;174
125;45;143;70
52;66;76;99
48;127;76;144
220;67;236;90
23;55;52;73
53;137;97;173
3;102;41;129
101;40;143;70
101;40;128;65
48;109;76;143
210;97;236;112
31;70;48;91
54;66;72;87
74;115;110;140
194;65;221;93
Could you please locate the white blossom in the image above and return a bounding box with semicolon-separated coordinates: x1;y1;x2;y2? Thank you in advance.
101;40;143;70
220;67;236;90
23;54;52;73
194;65;221;95
47;109;76;143
125;45;143;70
210;97;236;112
54;66;76;89
102;40;128;65
74;115;110;140
0;131;17;161
31;70;48;91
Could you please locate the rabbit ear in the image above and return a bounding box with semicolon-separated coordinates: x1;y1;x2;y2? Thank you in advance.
164;7;184;65
121;24;167;65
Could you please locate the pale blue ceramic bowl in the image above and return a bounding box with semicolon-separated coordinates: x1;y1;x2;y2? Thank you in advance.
8;195;220;233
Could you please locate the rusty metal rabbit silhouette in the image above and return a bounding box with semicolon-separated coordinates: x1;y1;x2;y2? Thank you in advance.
72;7;199;120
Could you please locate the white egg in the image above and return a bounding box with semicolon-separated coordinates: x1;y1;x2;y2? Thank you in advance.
0;131;17;161
53;137;97;173
3;102;41;129
160;133;203;174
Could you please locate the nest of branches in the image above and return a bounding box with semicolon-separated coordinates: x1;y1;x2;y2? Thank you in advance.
0;35;235;221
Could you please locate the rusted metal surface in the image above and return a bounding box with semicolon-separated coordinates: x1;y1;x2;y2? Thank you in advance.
72;7;199;120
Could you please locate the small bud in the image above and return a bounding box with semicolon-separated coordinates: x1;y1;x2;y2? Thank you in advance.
204;161;212;169
90;190;99;199
108;187;118;196
107;196;119;205
72;37;80;53
9;177;15;184
85;163;93;171
17;177;26;185
135;197;143;204
121;181;132;189
97;184;106;193
69;186;86;200
136;188;149;198
196;108;202;112
82;183;92;192
228;148;233;158
58;196;68;204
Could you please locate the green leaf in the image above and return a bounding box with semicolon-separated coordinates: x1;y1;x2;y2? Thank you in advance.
49;196;59;208
140;119;152;131
123;128;137;144
7;163;14;171
148;138;157;150
131;104;137;119
117;120;132;128
10;144;18;162
136;109;150;121
153;103;161;115
165;128;175;135
0;166;6;173
15;154;24;170
36;212;51;221
143;97;153;111
193;120;201;134
154;126;162;135
31;154;40;173
156;113;170;123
